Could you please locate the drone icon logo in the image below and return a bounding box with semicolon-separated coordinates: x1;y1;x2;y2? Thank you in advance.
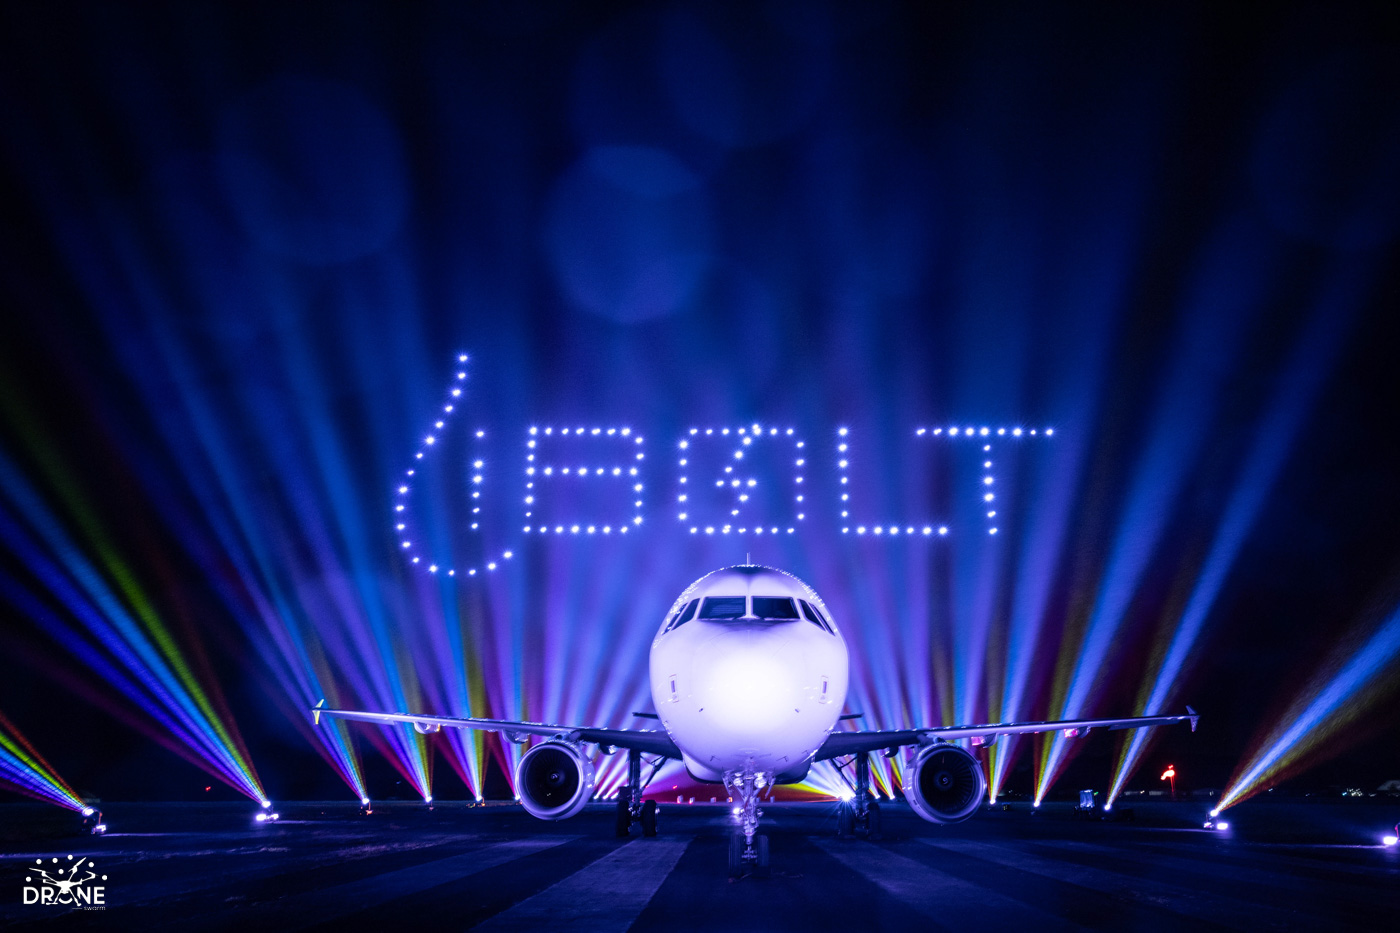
22;855;107;908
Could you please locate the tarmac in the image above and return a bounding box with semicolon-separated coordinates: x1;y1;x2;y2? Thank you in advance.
1;797;1397;931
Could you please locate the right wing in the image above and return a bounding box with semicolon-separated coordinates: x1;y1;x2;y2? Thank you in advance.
815;707;1198;760
312;701;681;758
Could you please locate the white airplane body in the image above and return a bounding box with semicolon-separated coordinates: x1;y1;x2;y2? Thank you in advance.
316;563;1197;876
651;566;848;783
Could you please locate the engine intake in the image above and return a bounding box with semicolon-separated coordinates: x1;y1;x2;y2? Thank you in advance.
906;744;986;824
515;741;595;820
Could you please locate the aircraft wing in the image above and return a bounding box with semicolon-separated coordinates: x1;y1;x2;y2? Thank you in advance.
813;707;1198;761
312;701;682;758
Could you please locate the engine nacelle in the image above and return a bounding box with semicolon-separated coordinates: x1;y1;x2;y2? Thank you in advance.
413;722;442;734
906;743;986;825
515;741;596;820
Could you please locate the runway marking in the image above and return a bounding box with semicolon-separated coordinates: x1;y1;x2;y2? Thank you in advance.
919;839;1331;932
1044;839;1384;929
470;838;690;932
813;838;1083;931
1131;838;1400;884
243;836;576;929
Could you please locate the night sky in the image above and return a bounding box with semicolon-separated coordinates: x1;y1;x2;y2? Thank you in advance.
2;1;1399;807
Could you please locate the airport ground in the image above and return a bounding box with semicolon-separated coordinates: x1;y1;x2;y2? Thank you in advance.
1;797;1397;931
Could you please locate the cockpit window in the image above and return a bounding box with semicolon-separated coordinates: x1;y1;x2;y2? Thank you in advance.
666;596;700;633
800;599;834;634
752;597;800;620
698;596;748;619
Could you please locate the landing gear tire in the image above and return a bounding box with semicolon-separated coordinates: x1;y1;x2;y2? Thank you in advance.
866;800;883;841
640;799;658;837
755;834;771;878
728;832;744;878
615;796;631;837
837;804;855;839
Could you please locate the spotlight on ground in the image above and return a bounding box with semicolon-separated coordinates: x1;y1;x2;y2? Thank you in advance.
1203;818;1230;831
81;808;107;835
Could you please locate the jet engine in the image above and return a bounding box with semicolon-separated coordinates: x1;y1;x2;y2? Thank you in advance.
906;743;986;824
413;722;441;734
515;741;596;820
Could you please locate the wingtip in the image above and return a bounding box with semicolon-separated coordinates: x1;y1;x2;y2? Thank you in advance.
313;699;325;726
1186;705;1198;732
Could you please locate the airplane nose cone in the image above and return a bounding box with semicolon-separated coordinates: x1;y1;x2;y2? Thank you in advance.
693;628;805;740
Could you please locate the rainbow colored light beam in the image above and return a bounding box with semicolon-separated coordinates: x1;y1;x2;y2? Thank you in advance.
0;450;267;804
1107;260;1367;807
1037;214;1279;803
0;709;86;811
1215;599;1400;812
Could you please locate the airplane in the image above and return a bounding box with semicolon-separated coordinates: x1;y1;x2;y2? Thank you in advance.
314;563;1198;877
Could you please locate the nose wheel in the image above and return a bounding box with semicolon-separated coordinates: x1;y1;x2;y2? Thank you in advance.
728;831;770;879
724;764;772;878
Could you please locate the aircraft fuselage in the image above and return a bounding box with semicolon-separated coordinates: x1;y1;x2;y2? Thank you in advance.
649;565;849;784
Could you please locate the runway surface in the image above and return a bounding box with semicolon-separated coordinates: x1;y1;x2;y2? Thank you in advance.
2;799;1397;931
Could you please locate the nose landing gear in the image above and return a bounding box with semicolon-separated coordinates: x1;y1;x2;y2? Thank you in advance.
724;765;772;879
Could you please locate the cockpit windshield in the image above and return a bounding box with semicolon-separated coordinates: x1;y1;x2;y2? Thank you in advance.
751;596;800;620
799;599;834;634
664;598;700;633
698;596;748;619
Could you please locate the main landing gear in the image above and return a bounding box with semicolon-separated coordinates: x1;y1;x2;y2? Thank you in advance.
724;765;772;879
837;752;882;840
615;748;659;838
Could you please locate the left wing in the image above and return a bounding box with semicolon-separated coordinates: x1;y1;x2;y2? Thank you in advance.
814;707;1198;761
312;701;681;758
